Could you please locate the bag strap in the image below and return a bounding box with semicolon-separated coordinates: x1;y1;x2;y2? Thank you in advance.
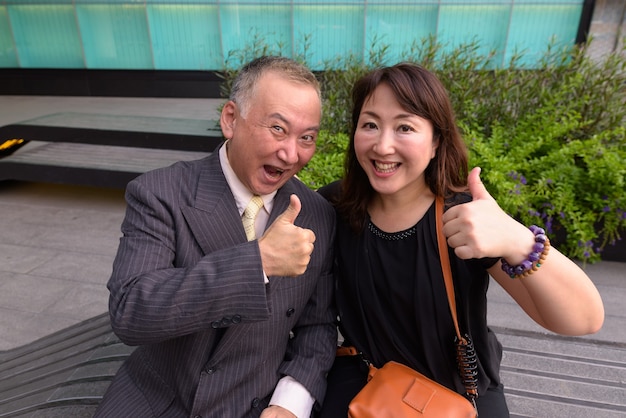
435;196;479;409
434;196;464;342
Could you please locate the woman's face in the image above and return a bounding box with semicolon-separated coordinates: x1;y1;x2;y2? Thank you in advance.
354;83;438;198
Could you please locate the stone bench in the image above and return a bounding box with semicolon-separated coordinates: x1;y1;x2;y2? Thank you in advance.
1;316;625;417
0;313;133;418
0;112;223;188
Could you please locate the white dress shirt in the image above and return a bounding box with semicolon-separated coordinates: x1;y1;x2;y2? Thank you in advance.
219;143;315;417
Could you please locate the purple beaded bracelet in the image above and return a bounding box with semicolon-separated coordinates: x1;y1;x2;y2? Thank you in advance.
501;225;550;279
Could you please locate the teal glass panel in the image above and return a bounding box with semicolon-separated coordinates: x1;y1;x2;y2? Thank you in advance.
148;4;221;70
438;5;510;67
220;0;289;3
148;0;218;3
365;5;437;65
512;0;583;3
294;4;364;70
76;2;153;69
0;6;19;67
7;3;83;68
293;0;362;3
438;0;512;3
220;4;292;68
507;4;582;68
1;0;587;71
438;0;581;3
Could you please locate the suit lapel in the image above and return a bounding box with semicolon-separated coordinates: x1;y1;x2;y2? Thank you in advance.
181;152;247;254
180;154;301;254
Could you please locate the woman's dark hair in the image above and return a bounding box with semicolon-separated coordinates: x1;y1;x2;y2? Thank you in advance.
337;62;469;232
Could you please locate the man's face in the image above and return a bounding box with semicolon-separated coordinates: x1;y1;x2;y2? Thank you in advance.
221;72;321;196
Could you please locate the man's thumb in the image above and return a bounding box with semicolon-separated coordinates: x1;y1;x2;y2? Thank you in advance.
468;167;490;201
280;194;301;224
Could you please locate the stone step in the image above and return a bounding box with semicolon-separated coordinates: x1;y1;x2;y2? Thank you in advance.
1;318;625;417
495;328;626;418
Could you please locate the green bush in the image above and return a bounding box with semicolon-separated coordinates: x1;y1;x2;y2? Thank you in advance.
446;40;626;262
297;130;349;190
218;37;626;262
463;103;626;262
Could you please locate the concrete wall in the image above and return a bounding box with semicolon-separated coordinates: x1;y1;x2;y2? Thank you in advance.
588;0;626;59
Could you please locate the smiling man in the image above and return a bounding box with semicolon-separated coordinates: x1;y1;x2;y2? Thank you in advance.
95;56;337;418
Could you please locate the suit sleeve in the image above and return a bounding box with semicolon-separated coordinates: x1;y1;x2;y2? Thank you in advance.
107;176;270;346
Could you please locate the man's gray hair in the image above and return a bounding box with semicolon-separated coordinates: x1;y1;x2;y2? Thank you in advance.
230;56;321;117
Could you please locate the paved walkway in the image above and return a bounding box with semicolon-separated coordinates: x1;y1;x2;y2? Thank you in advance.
0;96;624;417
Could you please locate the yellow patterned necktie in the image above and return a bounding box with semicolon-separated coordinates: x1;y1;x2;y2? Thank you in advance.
242;195;264;241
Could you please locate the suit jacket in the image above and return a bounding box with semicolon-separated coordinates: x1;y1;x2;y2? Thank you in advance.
95;150;337;418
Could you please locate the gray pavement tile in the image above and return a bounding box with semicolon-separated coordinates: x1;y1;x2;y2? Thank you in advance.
1;205;124;232
0;243;57;274
0;220;49;247
29;252;114;285
0;273;87;314
19;227;121;256
579;262;626;287
8;313;86;351
587;315;626;346
0;307;79;351
594;287;626;319
0;308;39;351
43;282;109;319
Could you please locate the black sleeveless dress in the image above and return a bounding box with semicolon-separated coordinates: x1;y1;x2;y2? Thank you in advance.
317;182;509;417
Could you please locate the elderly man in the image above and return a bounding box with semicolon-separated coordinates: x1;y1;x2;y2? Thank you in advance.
95;56;336;418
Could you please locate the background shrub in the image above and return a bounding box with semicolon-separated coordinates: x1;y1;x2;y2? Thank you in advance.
219;37;626;262
297;131;349;190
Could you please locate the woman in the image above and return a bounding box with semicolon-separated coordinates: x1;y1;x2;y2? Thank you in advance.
318;63;604;417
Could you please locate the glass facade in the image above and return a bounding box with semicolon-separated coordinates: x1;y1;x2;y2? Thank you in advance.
0;0;585;70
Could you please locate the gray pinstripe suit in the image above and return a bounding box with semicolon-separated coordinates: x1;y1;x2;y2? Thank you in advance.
95;149;337;418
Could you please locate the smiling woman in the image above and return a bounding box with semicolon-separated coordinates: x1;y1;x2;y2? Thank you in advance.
317;62;604;418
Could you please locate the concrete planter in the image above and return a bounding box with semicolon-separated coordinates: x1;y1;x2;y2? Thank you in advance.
600;235;626;262
550;226;625;263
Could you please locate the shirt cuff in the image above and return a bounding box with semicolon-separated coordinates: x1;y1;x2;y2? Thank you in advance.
269;375;315;418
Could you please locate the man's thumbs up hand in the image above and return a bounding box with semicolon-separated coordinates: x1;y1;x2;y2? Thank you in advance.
258;194;316;277
276;193;301;225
